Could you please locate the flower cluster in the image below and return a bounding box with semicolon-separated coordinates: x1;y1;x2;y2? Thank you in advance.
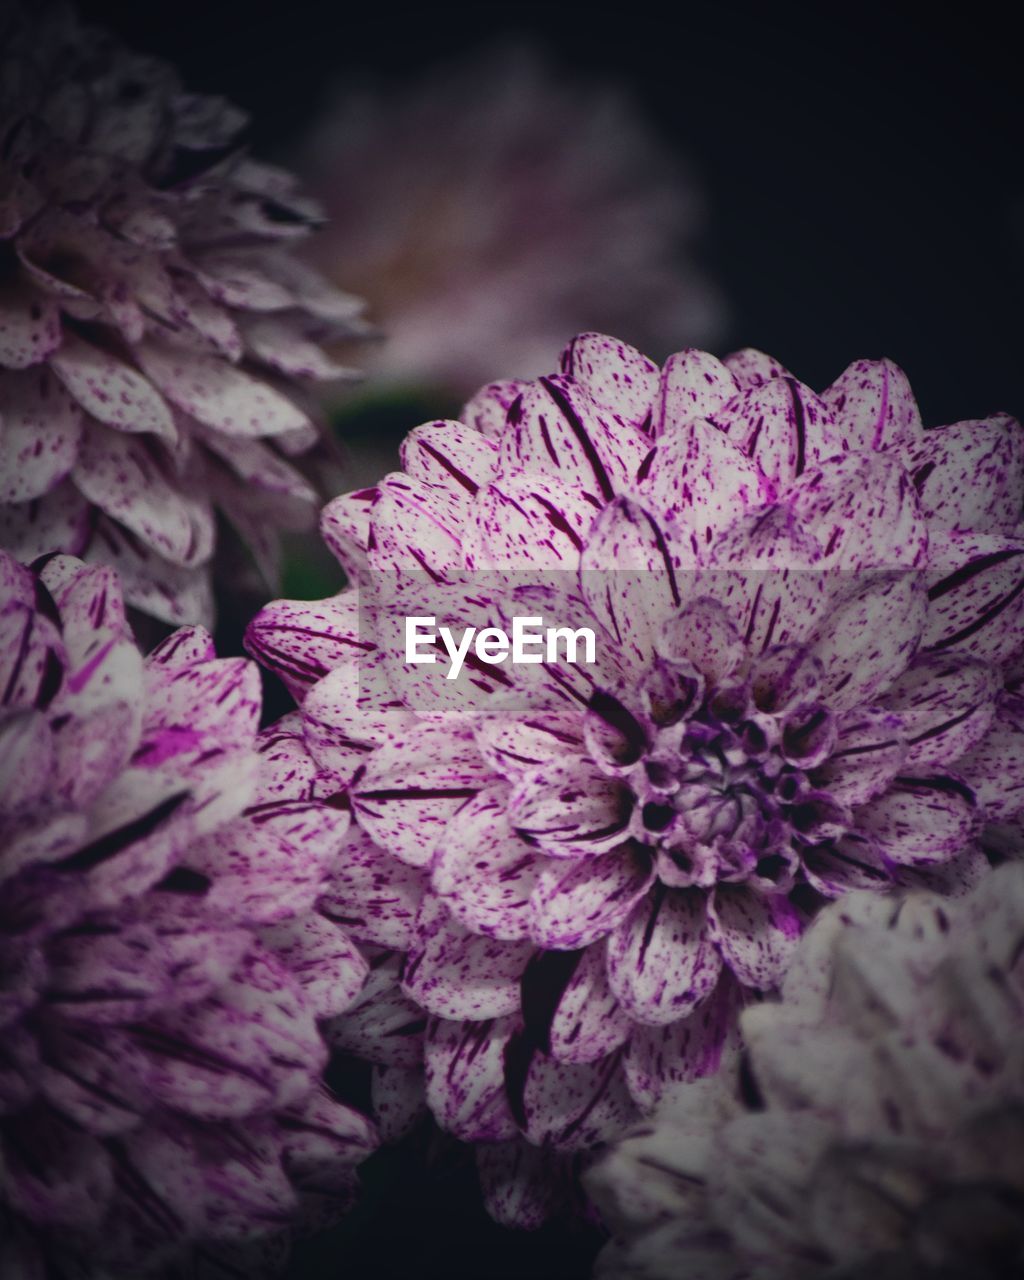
0;550;375;1276
0;6;367;627
297;45;723;398
588;862;1024;1279
249;332;1024;1221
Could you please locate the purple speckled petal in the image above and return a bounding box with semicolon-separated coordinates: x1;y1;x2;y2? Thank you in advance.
644;419;768;545
904;415;1024;535
371;1063;426;1143
259;914;368;1020
400;419;499;494
2;1109;113;1230
468;474;597;570
319;824;430;950
320;487;376;572
424;1014;519;1142
241;314;360;381
706;886;802;989
821;357;923;452
816;706;908;806
303;658;415;786
324;952;425;1067
0;283;62;369
855;775;977;866
0;598;65;715
475;1140;567;1229
460;379;534;438
657;597;745;684
244;592;370;700
37;1024;147;1135
500;374;648;500
606;886;721;1026
508;757;631;857
560;333;659;433
136;339;310;437
512;1043;637;1152
808;572;927;714
711;378;841;483
0;710;52;812
623;973;744;1110
723;347;792;388
50;332;176;438
655;348;738;435
148;624;217;669
547;943;632;1065
878;651;999;769
433;786;542;941
475;702;585;779
368;474;466;576
0;367;82;502
957;694;1024;820
195;822;328;924
141;653;259;760
84;516;214;628
280;1084;377;1176
353;724;492;868
529;843;654;950
123;948;323;1119
802;832;893;898
402;896;533;1020
74;420;215;567
923;532;1024;665
785;451;928;570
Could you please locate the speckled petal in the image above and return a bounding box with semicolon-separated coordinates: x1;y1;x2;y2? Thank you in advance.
324;953;426;1067
923;532;1024;665
546;944;633;1065
655;349;737;434
50;332;176;438
0;284;61;369
711;378;840;483
424;1014;519;1142
529;843;654;950
500;374;647;500
560;333;659;432
319;824;430;950
352;725;492;867
723;347;791;388
707;886;802;989
400;419;499;494
508;757;632;857
957;694;1024;820
74;421;215;567
468;473;597;569
460;379;533;437
433;786;542;941
0;367;82;502
905;415;1023;534
475;1140;567;1229
815;706;907;806
878;651;999;769
259;914;368;1020
512;1044;636;1152
244;593;370;700
606;887;721;1026
367;475;466;576
855;775;977;865
821;357;922;451
808;571;927;714
402;897;533;1020
136;339;310;437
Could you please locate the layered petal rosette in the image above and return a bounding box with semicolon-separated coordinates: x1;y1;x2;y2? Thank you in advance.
0;551;376;1277
588;860;1024;1279
0;5;367;626
249;333;1024;1223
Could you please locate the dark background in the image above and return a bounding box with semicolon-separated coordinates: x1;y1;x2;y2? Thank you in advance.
75;3;1024;1276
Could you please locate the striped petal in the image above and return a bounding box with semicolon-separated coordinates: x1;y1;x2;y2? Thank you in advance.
923;532;1024;664
878;651;999;769
560;333;659;433
529;843;654;950
508;757;632;857
706;886;803;989
400;419;499;494
606;886;721;1025
821;357;922;452
244;592;370;700
424;1014;518;1141
854;775;977;866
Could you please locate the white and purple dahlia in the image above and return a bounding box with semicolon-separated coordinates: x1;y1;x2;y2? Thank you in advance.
0;5;366;626
298;44;723;398
248;332;1024;1222
0;550;376;1277
588;859;1024;1279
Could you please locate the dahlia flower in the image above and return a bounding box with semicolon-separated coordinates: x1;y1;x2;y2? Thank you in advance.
248;332;1024;1223
588;860;1024;1279
0;5;366;627
297;45;723;398
0;550;375;1276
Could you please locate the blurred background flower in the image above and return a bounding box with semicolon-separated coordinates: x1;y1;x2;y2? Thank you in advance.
297;44;724;404
0;5;368;629
588;860;1024;1279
